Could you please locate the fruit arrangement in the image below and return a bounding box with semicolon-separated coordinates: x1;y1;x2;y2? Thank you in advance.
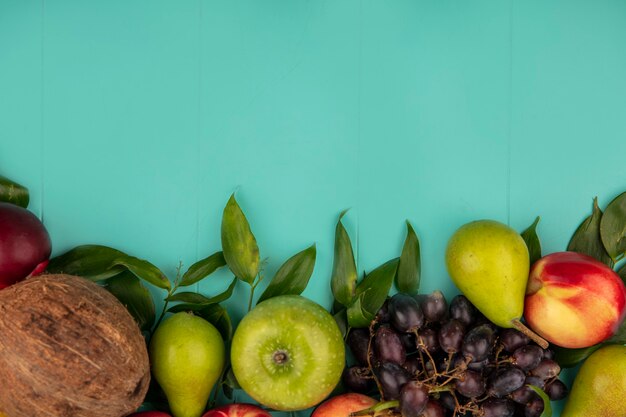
0;173;625;417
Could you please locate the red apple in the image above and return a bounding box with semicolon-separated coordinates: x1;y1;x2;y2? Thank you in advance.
524;251;626;348
127;412;172;417
0;202;51;289
311;393;377;417
202;404;272;417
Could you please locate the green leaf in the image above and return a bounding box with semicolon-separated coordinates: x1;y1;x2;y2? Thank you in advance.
47;245;127;280
528;386;552;417
333;309;348;339
180;251;226;287
396;221;421;294
0;175;29;208
568;198;613;266
166;278;237;304
347;258;399;328
221;366;240;399
47;244;171;290
356;258;399;317
331;210;358;307
104;271;155;332
347;292;371;328
607;313;626;344
257;244;316;303
221;194;260;284
600;191;626;262
554;344;602;368
194;304;233;341
113;256;170;290
521;216;542;266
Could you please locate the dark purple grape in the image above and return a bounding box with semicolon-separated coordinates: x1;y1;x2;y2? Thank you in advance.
462;324;496;362
511;345;543;371
455;370;486;398
400;332;417;353
524;376;545;390
421;399;445;417
542;349;555;360
417;327;440;353
399;381;429;417
499;329;530;353
481;399;516;417
376;299;391;323
438;392;456;412
424;360;436;377
347;328;371;366
417;290;448;322
488;367;526;397
524;396;544;417
545;379;568;401
449;295;477;327
342;366;372;393
509;385;539;405
467;358;490;372
402;356;421;375
374;362;411;400
375;326;406;365
439;319;465;353
530;359;560;380
389;293;425;332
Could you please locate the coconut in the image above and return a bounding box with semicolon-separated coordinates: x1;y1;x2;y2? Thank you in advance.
0;274;150;417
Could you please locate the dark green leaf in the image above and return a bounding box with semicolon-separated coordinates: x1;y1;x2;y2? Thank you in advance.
257;244;316;303
221;194;260;284
331;210;358;307
347;259;399;328
166;278;237;304
333;309;348;339
568;198;613;266
554;344;602;368
180;251;226;287
396;221;421;294
113;256;170;290
104;271;155;332
47;245;127;280
194;304;233;341
528;386;552;417
0;175;29;208
608;314;626;344
521;216;542;266
347;292;371;328
356;258;399;317
600;191;626;262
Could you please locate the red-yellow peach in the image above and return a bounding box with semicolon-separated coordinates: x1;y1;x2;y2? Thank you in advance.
202;404;272;417
311;393;377;417
524;252;626;348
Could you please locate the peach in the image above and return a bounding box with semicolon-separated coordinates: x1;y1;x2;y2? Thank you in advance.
524;252;626;348
311;393;377;417
202;404;272;417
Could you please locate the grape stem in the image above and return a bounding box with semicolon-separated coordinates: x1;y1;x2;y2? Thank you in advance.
511;319;549;349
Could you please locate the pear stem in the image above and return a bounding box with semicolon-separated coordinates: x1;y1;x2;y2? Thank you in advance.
511;319;549;349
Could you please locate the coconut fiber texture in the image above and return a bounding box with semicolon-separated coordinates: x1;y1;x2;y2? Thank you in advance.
0;274;150;417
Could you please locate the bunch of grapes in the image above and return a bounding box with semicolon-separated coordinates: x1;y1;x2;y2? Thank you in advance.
343;292;568;417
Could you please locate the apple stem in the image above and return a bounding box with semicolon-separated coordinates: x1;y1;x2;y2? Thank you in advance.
511;319;549;349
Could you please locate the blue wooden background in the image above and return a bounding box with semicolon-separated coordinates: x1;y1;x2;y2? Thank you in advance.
2;1;626;414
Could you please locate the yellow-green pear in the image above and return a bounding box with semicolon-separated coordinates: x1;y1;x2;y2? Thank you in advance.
150;312;225;417
445;220;546;347
562;344;626;417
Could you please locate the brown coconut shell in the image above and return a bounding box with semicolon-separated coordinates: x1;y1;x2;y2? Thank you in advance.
0;274;150;417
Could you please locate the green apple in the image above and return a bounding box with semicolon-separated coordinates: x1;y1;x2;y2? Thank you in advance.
231;295;345;411
150;312;225;417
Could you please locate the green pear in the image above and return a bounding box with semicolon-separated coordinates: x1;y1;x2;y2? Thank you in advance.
149;312;225;417
562;344;626;417
445;220;544;345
